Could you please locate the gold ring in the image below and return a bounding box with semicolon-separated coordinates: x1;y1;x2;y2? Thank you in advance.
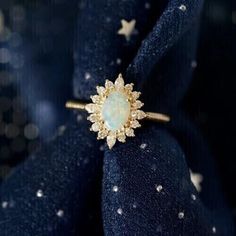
66;74;170;149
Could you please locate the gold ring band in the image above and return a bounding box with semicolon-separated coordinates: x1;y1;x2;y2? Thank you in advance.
65;101;170;123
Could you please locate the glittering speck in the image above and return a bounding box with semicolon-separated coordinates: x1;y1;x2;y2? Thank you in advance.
112;185;119;192
140;143;147;149
117;208;123;215
179;4;187;11
155;185;163;192
2;201;8;209
212;226;216;234
57;125;66;136
77;114;83;122
85;72;91;80
56;209;64;217
132;203;137;208
178;212;184;219
191;194;196;201
83;158;89;165
116;58;122;65
99;145;105;151
191;60;197;68
36;189;43;198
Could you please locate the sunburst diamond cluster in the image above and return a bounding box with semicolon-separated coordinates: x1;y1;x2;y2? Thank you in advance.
85;74;146;149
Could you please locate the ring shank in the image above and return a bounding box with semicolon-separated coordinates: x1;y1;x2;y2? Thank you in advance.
65;101;170;123
66;101;86;110
145;112;170;122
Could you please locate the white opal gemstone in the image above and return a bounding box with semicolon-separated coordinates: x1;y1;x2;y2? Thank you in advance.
102;91;130;131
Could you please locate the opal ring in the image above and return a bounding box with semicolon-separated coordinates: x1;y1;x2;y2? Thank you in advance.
65;74;170;149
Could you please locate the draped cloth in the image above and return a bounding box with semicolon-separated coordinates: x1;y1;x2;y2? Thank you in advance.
0;0;234;235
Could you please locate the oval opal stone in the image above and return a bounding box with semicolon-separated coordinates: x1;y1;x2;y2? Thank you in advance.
102;91;130;131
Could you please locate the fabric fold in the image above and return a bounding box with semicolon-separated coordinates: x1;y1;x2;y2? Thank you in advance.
102;125;232;235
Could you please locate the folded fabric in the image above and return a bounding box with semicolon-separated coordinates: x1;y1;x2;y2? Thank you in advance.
0;0;234;235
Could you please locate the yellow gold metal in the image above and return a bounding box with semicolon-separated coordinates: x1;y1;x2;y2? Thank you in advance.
66;101;170;123
145;112;170;122
65;101;86;110
65;74;170;149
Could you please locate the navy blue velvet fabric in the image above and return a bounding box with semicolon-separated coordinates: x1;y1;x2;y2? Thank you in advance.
0;0;234;235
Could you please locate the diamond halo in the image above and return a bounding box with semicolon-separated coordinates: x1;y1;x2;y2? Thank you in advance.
85;74;146;149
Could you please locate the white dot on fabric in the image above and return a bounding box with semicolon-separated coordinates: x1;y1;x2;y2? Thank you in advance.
85;72;91;80
57;125;66;136
112;186;119;192
155;185;163;192
212;226;216;234
178;212;184;219
2;201;8;208
191;194;196;201
140;143;147;149
36;189;43;198
56;209;64;217
117;208;123;215
179;4;187;11
116;58;122;65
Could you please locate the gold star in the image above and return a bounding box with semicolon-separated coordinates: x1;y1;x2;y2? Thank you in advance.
117;19;136;41
190;170;203;192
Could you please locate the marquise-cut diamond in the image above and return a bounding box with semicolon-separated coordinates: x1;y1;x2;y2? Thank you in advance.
85;104;99;113
107;134;116;149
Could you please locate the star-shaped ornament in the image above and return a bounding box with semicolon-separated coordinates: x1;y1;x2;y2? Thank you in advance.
117;19;137;41
190;170;203;192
